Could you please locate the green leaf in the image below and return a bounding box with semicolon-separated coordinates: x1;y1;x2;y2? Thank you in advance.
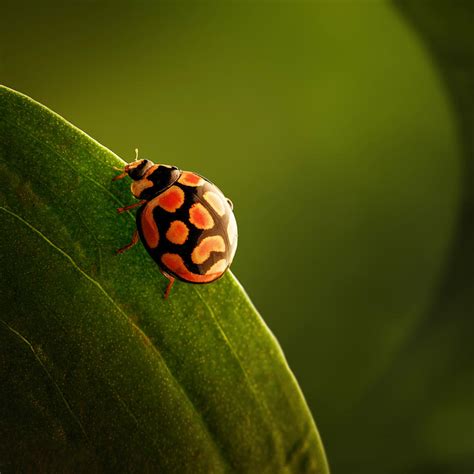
326;2;474;473
0;85;328;473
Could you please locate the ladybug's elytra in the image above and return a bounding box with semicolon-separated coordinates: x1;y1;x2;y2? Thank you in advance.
112;151;238;298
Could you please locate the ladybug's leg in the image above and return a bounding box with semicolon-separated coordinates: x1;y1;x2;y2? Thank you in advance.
117;200;146;214
160;269;176;299
116;229;139;254
112;170;127;181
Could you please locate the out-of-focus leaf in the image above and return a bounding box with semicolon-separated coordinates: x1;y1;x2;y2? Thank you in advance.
0;86;328;473
329;2;474;473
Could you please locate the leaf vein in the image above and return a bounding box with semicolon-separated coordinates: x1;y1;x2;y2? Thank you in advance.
0;205;228;467
193;286;284;459
0;317;90;441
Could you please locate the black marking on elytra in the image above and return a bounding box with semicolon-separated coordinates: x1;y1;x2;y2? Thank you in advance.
135;176;236;283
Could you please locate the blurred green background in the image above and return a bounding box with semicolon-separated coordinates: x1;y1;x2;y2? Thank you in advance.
1;1;472;472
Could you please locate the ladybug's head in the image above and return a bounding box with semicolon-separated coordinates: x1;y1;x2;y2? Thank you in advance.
124;159;154;181
113;150;181;200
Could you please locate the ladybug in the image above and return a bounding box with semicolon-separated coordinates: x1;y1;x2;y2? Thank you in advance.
112;151;238;298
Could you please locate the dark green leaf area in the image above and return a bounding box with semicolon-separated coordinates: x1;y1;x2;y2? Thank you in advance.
0;86;328;473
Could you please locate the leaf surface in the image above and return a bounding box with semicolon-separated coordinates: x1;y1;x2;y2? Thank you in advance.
0;85;328;473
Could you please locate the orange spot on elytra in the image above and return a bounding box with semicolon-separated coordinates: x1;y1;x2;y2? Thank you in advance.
189;203;214;229
141;204;160;248
157;186;185;212
206;259;227;275
166;220;189;245
161;253;226;283
203;191;226;216
191;236;225;264
227;213;238;247
179;172;204;187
